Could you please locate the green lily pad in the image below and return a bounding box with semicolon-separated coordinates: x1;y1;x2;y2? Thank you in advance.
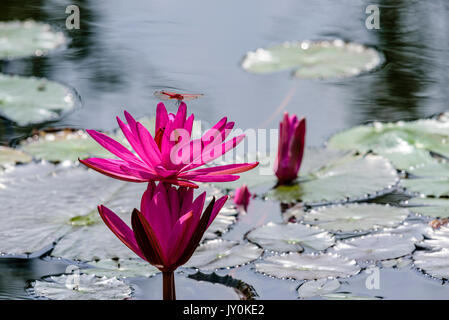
297;278;340;299
0;162;145;259
328;115;449;170
268;154;398;204
202;214;236;241
400;162;449;197
330;233;415;262
255;252;360;280
30;274;132;300
401;178;449;198
20;129;112;163
246;222;335;252
242;39;381;79
0;20;66;59
0;74;75;126
405;198;449;218
321;293;381;300
413;248;449;279
0;146;32;166
418;226;449;251
184;240;263;270
84;259;159;278
302;203;408;233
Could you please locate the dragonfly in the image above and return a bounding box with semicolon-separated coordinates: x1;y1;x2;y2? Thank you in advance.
154;90;204;104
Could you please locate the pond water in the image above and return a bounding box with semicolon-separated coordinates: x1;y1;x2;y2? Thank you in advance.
1;0;449;300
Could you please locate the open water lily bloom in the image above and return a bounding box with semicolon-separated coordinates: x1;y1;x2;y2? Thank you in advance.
274;112;306;184
97;181;228;299
80;102;258;188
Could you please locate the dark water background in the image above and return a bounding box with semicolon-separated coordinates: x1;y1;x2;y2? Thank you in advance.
1;0;449;299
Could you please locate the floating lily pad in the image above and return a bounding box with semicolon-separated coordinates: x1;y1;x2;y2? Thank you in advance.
242;39;381;79
330;234;415;262
184;240;263;270
400;163;449;198
255;253;360;280
382;222;431;243
321;292;381;300
297;278;340;299
406;198;449;218
84;259;159;278
202;214;236;241
381;257;412;269
268;154;398;204
328;116;449;170
20;129;112;163
0;74;75;126
30;274;132;300
0;20;66;59
246;222;335;252
0;146;31;166
302;203;408;232
413;248;449;279
0;162;144;259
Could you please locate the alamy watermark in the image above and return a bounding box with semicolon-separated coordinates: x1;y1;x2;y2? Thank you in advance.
365;5;380;30
65;5;80;30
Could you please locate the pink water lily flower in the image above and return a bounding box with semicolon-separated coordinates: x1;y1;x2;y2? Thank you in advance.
98;182;227;300
274;112;306;184
80;102;258;188
233;184;251;210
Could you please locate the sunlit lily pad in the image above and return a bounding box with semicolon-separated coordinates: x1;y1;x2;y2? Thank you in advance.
246;222;335;252
20;129;112;163
302;203;408;232
405;198;449;218
242;39;381;79
184;240;263;270
0;20;66;59
0;74;75;126
255;253;360;280
0;146;31;166
413;248;449;279
381;257;412;269
297;278;340;299
382;222;431;243
268;154;398;204
30;274;132;300
330;234;415;262
400;163;449;197
84;259;159;278
328;115;449;170
0;162;144;259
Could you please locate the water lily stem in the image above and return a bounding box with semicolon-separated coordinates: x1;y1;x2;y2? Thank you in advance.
163;271;176;300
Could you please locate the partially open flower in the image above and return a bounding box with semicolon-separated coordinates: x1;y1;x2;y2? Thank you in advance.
274;112;306;184
80;102;258;188
234;185;251;210
97;182;227;299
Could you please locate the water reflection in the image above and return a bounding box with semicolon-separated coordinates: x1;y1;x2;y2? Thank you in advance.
351;0;449;124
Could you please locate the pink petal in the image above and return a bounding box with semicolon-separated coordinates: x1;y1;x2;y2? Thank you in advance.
156;102;169;133
183;162;259;176
86;129;143;166
79;158;148;182
185;174;240;182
